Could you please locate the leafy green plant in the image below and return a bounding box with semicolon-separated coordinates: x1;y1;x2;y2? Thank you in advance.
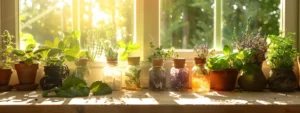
0;30;15;69
90;81;112;95
148;42;177;62
207;45;243;71
118;40;140;61
125;66;142;88
40;31;84;66
42;76;90;98
12;40;48;65
266;33;298;68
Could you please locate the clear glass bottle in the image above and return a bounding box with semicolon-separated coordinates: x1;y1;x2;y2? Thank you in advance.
170;58;189;90
75;58;91;82
124;57;142;90
149;58;166;91
192;57;210;92
102;59;122;91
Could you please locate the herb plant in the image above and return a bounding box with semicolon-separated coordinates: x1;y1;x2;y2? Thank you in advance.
207;45;243;71
0;30;15;69
118;40;140;61
266;33;298;68
148;42;176;62
194;44;208;58
104;40;118;59
85;29;105;62
125;66;142;88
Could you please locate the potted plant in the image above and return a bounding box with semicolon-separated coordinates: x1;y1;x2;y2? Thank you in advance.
191;44;210;92
39;31;82;90
233;22;268;91
207;45;242;91
0;30;14;91
148;42;174;91
12;41;48;91
266;33;298;92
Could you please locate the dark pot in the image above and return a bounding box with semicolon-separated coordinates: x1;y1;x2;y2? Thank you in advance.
107;58;118;66
0;69;12;86
15;63;39;84
210;69;238;91
268;68;297;92
40;65;69;90
238;64;267;91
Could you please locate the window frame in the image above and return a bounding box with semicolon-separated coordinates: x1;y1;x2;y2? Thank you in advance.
0;0;299;62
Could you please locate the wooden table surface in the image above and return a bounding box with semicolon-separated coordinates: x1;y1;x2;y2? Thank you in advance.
0;90;300;113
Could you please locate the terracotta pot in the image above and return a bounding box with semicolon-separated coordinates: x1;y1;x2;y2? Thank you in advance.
210;69;238;91
75;58;89;66
152;58;164;67
194;57;206;65
238;64;267;91
128;57;140;65
107;58;118;66
173;58;186;68
15;63;39;84
0;69;12;86
268;68;297;92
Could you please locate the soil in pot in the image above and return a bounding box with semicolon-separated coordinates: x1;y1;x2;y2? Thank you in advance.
0;69;12;86
210;69;238;91
268;68;297;92
15;63;39;84
238;64;267;91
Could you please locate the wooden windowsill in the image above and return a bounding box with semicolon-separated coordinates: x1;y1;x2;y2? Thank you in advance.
0;90;300;113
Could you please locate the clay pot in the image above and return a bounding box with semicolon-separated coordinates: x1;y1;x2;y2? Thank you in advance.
210;69;238;91
15;63;39;84
128;57;140;65
0;69;12;86
268;68;297;92
107;58;118;66
152;58;164;67
238;64;267;91
75;58;89;66
173;58;186;68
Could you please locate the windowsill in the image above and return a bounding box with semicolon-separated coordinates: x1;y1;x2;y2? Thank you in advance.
0;90;300;113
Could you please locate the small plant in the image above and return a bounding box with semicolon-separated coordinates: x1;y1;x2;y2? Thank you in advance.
194;44;209;58
233;19;267;65
266;33;298;68
104;40;118;59
148;42;177;62
85;29;105;62
0;30;15;69
207;45;243;71
12;39;48;65
118;40;140;61
125;66;142;88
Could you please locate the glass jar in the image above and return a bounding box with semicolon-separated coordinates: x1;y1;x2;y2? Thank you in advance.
192;57;210;92
149;58;166;91
124;57;142;90
102;59;122;91
170;58;189;90
75;58;91;82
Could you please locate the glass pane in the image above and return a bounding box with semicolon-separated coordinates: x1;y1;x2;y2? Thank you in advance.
20;0;134;50
160;0;214;49
222;0;281;45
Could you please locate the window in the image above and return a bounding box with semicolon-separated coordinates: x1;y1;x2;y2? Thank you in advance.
19;0;134;50
160;0;281;50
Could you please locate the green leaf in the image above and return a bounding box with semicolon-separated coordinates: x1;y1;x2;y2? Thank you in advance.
232;59;243;70
54;37;60;47
65;54;78;61
44;40;54;47
47;48;62;57
34;48;50;54
223;45;232;55
62;76;87;90
128;43;140;52
25;44;36;53
58;41;65;49
210;58;230;70
118;40;127;48
90;81;112;96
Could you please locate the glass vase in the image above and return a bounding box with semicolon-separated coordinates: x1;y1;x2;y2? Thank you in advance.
170;58;189;90
102;59;122;91
192;57;210;92
75;58;91;82
149;58;166;91
124;57;142;90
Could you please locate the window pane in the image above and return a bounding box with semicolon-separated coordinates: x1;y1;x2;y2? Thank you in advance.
222;0;281;45
160;0;214;49
20;0;134;50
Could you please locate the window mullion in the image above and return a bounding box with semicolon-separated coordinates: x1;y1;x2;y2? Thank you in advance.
214;0;222;50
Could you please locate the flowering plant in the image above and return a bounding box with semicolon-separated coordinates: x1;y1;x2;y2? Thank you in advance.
194;44;208;58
